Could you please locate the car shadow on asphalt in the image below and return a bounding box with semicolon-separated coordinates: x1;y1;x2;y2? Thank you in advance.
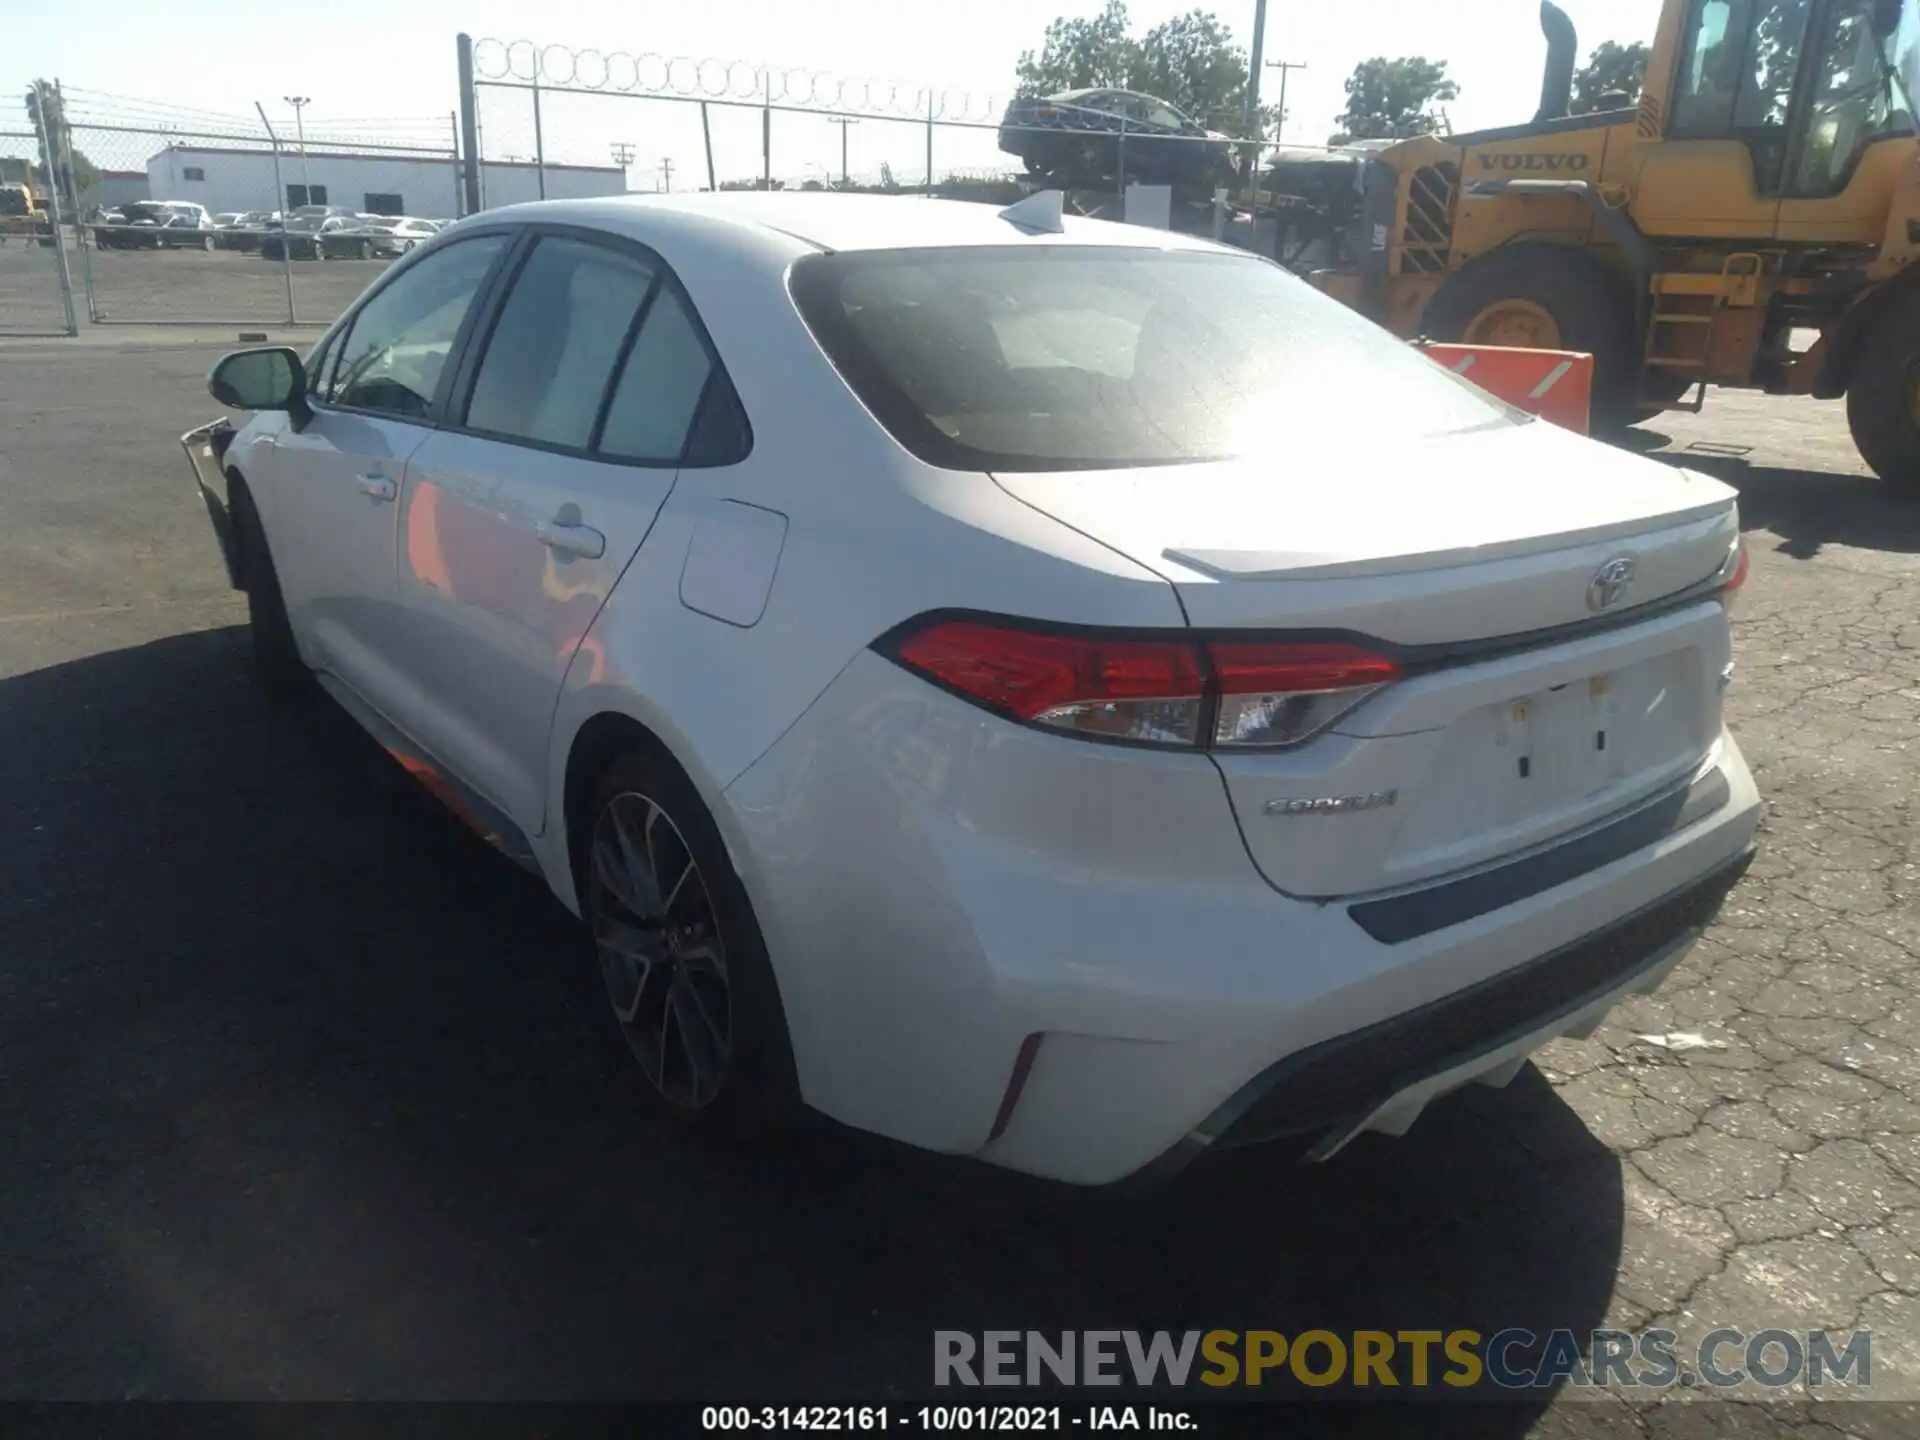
0;626;1623;1425
1629;432;1920;559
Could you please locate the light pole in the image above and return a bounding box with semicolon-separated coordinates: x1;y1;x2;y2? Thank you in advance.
828;116;859;185
283;96;312;207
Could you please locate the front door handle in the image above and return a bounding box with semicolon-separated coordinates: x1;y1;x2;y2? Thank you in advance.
534;519;606;559
356;472;397;502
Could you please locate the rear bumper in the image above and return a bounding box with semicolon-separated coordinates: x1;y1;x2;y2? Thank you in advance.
722;648;1763;1186
1142;843;1753;1179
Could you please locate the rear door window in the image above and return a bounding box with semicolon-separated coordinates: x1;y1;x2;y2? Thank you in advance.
595;286;724;463
462;235;658;451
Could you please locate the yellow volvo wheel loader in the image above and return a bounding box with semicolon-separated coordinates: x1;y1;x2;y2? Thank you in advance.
1310;0;1920;495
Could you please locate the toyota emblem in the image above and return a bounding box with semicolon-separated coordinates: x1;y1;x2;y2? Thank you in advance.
1587;556;1637;612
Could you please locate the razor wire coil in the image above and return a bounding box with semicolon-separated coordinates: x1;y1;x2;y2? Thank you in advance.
469;38;1006;123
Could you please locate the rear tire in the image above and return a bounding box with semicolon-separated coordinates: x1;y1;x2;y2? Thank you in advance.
201;233;214;251
576;747;799;1131
1845;292;1920;501
231;487;306;695
1421;243;1637;432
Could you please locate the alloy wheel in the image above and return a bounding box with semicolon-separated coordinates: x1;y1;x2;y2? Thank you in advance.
589;790;732;1109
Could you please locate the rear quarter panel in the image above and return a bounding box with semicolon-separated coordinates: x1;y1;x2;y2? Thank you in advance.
537;215;1187;909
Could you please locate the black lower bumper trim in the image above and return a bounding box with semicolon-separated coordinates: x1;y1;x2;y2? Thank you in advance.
1349;766;1733;945
1202;846;1755;1154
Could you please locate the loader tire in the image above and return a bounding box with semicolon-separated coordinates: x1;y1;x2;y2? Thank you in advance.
1422;243;1637;433
1845;294;1920;501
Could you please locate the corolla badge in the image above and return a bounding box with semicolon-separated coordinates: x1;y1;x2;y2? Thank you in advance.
1265;790;1398;817
1586;555;1637;612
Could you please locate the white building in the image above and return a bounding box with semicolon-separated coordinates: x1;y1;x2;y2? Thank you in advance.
144;144;627;220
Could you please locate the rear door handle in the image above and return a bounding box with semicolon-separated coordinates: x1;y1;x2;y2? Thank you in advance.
534;520;606;559
356;472;397;502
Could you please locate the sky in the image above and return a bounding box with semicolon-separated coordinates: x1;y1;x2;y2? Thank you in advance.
4;0;1666;192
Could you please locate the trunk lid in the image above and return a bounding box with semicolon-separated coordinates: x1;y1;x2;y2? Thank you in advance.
993;420;1741;900
991;419;1737;641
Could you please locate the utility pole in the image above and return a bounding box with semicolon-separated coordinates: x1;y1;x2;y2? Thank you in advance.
283;96;312;205
827;116;859;185
1265;60;1307;143
658;157;674;193
611;141;636;171
1244;0;1268;135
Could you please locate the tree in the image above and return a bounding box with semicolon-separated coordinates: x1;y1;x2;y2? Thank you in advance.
23;79;97;208
1016;0;1138;96
1014;2;1277;137
1132;10;1257;131
1571;40;1650;112
1331;56;1459;143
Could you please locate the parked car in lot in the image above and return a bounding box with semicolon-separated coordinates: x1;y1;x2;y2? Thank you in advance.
217;210;280;251
179;192;1759;1185
98;200;216;249
260;213;357;261
998;89;1237;188
318;215;440;259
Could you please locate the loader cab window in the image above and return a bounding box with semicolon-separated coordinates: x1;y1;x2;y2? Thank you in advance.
1785;0;1915;195
1671;0;1814;191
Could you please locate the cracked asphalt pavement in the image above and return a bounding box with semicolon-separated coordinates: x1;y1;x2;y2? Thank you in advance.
0;337;1915;1432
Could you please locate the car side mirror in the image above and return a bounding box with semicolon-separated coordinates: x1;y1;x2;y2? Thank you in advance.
208;346;311;426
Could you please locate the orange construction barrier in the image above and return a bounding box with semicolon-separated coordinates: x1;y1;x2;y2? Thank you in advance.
1415;341;1594;435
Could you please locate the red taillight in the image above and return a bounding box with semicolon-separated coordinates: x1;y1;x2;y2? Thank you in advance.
1723;540;1749;594
1715;538;1749;614
1208;642;1402;695
893;621;1206;746
886;619;1399;750
1207;641;1402;749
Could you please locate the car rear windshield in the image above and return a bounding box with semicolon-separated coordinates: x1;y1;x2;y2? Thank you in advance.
787;245;1516;472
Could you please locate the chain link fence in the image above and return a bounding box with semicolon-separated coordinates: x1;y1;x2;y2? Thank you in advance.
0;53;1360;336
5;88;463;328
456;37;1274;215
451;39;1365;263
0;126;79;336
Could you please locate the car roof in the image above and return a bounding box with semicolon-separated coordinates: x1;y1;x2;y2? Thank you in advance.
465;191;1231;258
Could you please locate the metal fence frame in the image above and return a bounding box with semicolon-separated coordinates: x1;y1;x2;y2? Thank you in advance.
454;35;1260;214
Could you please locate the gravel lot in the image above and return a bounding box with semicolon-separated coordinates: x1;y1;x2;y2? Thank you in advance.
0;241;391;331
0;328;1915;1430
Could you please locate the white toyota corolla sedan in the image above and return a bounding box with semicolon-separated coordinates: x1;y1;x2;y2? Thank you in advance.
182;191;1760;1185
